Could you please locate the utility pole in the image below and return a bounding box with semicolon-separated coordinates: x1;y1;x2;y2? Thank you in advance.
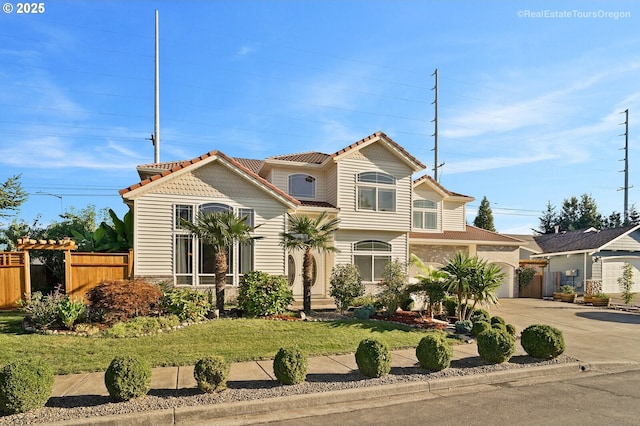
431;69;444;181
153;9;160;164
618;109;631;223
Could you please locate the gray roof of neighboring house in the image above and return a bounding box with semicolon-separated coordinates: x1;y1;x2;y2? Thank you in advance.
533;225;638;254
505;234;542;254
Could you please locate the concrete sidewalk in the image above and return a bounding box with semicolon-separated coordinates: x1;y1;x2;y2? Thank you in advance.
52;343;500;399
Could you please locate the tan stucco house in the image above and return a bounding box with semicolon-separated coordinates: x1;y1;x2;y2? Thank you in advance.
119;131;524;306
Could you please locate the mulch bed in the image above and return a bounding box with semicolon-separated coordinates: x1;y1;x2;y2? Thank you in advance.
370;310;449;330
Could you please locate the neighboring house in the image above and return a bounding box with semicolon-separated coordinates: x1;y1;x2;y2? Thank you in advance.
120;131;524;306
528;225;640;296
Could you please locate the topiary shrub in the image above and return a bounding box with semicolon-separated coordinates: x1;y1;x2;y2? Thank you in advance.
470;309;490;324
238;271;294;317
0;360;54;415
87;279;163;325
520;324;565;359
354;305;376;320
161;288;211;322
472;320;491;336
273;348;307;385
506;323;517;336
477;328;516;364
415;332;453;371
454;319;473;334
490;316;506;325
355;338;391;378
492;322;507;333
104;356;151;402
194;356;230;393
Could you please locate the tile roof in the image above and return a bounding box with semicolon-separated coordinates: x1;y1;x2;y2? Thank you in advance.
299;200;337;209
410;226;524;244
233;158;264;174
413;174;471;198
137;161;187;170
533;225;638;254
269;152;331;164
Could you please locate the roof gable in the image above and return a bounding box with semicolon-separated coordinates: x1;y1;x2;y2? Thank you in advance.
120;150;299;207
331;131;426;172
413;174;473;201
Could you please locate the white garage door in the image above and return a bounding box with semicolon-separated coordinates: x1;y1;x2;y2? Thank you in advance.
601;258;640;294
495;264;514;298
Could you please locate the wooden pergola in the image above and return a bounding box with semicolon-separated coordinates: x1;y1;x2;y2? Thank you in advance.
16;237;78;297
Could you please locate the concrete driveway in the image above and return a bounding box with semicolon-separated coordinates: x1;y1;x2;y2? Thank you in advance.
491;298;640;365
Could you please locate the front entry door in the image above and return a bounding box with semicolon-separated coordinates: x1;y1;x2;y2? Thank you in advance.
287;251;325;298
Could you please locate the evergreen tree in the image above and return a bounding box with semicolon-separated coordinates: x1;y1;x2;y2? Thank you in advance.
473;196;496;232
0;174;27;217
602;212;622;229
535;201;558;234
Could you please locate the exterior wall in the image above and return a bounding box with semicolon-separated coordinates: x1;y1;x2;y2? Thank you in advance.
269;166;326;202
545;253;591;294
336;144;413;232
326;165;338;206
409;244;468;268
442;200;466;231
605;230;640;251
131;162;288;282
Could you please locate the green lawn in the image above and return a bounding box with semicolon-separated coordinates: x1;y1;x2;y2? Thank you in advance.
0;312;438;375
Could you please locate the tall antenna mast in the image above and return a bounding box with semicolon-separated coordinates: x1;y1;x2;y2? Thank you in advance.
619;108;631;223
431;68;444;181
153;9;160;163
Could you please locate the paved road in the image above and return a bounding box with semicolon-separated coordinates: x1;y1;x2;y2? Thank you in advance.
261;368;640;426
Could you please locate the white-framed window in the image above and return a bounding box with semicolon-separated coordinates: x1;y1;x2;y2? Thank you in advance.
353;240;392;282
356;172;396;212
288;174;316;198
173;203;255;286
413;199;438;230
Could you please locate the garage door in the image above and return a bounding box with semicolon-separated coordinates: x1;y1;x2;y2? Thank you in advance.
601;258;640;294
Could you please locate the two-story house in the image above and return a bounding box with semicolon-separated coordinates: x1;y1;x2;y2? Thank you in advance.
119;131;523;305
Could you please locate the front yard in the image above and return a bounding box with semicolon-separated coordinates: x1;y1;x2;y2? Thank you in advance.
0;312;434;375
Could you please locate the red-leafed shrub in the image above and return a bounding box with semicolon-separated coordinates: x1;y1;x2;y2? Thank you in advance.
86;279;163;324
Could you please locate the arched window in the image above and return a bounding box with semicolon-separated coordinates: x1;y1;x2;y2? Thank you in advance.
413;199;438;230
353;240;392;282
200;203;232;214
288;174;316;198
356;172;396;212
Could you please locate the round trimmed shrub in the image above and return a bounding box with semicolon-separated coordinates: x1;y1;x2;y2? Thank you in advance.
273;348;307;385
472;320;491;336
520;324;565;359
477;328;516;364
416;332;453;371
490;316;506;325
492;322;507;333
454;319;473;334
354;305;376;320
194;356;230;393
355;338;391;378
470;309;490;324
104;356;151;401
0;360;54;415
506;323;517;336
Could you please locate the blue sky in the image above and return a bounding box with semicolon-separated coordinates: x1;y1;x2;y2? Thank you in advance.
1;0;638;234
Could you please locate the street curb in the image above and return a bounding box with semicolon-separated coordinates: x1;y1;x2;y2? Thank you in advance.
51;362;585;426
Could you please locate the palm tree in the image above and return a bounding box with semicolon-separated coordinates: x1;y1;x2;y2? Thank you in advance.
468;260;505;312
280;211;340;314
181;210;260;313
441;251;475;320
408;253;448;316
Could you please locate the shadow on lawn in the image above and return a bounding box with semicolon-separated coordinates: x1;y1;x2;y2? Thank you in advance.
325;319;422;333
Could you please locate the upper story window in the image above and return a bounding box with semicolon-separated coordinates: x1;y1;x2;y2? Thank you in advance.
175;205;193;230
288;174;316;198
413;199;438;230
356;172;396;212
201;203;233;215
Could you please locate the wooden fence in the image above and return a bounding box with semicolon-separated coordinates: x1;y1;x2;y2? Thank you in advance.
0;250;133;309
0;252;28;310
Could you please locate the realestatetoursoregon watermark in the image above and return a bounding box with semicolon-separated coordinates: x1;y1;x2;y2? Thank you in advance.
517;9;631;20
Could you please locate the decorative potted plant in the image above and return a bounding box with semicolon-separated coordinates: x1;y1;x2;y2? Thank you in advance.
559;285;576;303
